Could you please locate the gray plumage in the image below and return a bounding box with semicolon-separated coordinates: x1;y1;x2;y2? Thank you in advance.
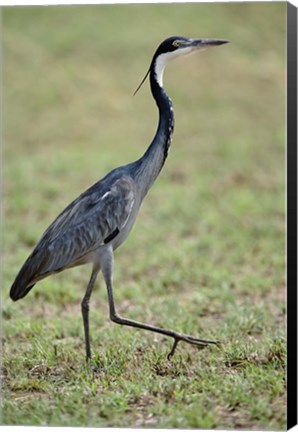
10;36;229;362
10;173;136;296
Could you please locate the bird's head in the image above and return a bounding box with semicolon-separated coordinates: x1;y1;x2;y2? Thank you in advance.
155;36;229;59
134;36;229;94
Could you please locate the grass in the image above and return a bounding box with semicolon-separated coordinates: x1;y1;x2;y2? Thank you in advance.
2;3;286;429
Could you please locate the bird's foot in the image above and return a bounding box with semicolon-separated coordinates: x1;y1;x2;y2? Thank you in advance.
85;356;105;374
167;333;220;360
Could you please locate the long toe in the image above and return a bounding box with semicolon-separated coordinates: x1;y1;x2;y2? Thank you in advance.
184;335;220;345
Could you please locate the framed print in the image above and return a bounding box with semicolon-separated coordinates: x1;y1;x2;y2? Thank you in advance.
2;1;296;430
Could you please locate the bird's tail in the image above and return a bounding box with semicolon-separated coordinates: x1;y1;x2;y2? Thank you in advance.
10;255;38;301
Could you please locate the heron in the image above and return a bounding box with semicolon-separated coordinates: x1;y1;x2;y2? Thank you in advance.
10;36;229;363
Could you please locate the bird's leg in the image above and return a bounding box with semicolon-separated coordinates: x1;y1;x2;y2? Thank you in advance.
81;266;100;363
107;283;219;359
100;247;219;360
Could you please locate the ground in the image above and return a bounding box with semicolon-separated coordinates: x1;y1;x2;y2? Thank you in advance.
2;3;286;429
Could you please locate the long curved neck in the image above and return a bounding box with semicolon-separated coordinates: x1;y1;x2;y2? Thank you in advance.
135;57;174;199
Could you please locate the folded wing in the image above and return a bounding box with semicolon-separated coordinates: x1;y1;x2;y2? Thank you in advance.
10;174;135;300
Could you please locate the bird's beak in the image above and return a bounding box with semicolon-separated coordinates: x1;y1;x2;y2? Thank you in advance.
190;38;230;51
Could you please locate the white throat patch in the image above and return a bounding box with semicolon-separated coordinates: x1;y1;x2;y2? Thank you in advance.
154;47;193;87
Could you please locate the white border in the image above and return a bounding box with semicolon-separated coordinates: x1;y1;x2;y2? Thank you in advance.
0;0;296;7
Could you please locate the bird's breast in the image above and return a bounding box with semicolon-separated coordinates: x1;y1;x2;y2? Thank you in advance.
111;205;140;250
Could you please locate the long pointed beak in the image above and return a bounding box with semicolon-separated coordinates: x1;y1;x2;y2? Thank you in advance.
191;38;230;50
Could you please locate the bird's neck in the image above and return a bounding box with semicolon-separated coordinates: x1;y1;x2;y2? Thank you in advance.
135;60;174;199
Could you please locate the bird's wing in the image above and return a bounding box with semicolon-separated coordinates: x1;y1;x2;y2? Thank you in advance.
29;174;136;278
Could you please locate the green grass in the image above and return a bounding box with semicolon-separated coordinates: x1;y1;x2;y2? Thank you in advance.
2;3;286;429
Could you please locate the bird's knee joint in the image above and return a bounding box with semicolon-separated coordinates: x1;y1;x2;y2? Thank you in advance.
110;312;122;324
81;299;90;311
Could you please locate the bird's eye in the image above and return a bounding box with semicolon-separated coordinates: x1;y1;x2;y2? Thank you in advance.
173;40;181;47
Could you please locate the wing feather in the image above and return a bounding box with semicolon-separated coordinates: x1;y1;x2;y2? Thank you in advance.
21;174;135;283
